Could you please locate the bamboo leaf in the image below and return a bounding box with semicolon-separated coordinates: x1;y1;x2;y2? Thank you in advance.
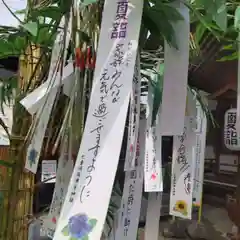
89;218;97;228
21;21;38;37
234;6;240;30
61;225;69;236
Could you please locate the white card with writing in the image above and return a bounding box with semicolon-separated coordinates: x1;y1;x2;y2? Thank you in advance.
115;119;146;239
24;16;72;173
124;55;141;171
224;108;240;150
144;85;163;192
41;160;57;183
160;1;190;135
193;103;207;206
169;116;195;219
53;1;143;239
144;192;162;240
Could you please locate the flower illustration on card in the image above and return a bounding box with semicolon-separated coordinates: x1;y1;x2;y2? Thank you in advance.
150;173;158;180
52;216;57;224
62;213;97;239
173;200;188;216
28;148;38;167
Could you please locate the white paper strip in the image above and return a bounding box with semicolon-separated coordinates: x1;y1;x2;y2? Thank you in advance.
115;119;146;240
169;116;195;219
193;103;207;206
54;0;143;239
144;192;162;240
24;16;71;173
46;134;73;238
160;1;190;136
20;63;74;115
144;86;163;192
124;55;141;171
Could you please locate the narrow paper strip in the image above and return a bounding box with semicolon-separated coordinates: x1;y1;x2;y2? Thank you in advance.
46;133;73;238
124;55;141;171
54;0;143;239
160;1;190;136
24;16;71;173
193;103;207;206
169;116;195;219
20;63;74;115
144;192;162;240
144;85;163;192
115;118;146;239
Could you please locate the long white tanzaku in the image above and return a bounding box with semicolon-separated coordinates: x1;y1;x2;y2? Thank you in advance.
124;55;141;171
169;91;196;219
160;0;190;136
193;101;207;207
46;132;74;238
115;118;146;240
24;16;72;173
144;84;163;192
144;192;162;240
53;0;143;239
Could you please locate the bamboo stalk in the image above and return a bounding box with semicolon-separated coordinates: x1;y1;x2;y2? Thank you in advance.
0;44;42;240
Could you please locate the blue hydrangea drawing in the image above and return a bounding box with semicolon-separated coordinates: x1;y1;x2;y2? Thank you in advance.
28;148;38;167
62;213;97;240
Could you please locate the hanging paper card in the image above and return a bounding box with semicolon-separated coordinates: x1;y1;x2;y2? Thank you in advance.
46;135;73;238
124;55;141;171
53;0;143;239
193;103;207;206
41;160;57;183
24;16;72;173
224;108;240;150
144;192;162;240
144;86;163;192
169;116;195;219
115;119;146;240
160;1;190;135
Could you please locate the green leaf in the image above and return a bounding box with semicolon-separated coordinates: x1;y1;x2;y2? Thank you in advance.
81;236;89;240
214;0;227;32
217;52;238;61
61;225;69;236
69;237;78;240
21;21;38;37
31;6;62;21
151;64;164;126
82;0;98;6
15;9;26;15
89;218;97;228
234;6;240;30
